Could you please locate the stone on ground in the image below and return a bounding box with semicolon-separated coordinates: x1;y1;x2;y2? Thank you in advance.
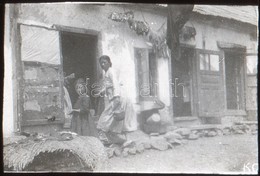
143;142;152;149
164;131;183;141
106;148;115;158
173;128;191;137
114;147;121;157
128;147;137;155
122;150;129;157
207;130;217;137
188;133;199;140
168;138;182;145
150;137;169;151
223;128;231;135
136;143;145;153
216;129;224;136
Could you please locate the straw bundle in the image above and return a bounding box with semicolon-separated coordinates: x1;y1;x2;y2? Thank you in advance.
4;136;107;171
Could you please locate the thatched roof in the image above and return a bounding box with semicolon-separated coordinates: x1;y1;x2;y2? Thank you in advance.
157;4;258;26
193;5;258;26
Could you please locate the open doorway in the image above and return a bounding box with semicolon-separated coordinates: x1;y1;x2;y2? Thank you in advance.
172;47;194;117
224;51;245;110
60;31;98;106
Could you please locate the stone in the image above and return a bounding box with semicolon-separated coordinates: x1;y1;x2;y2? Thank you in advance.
243;124;250;131
250;124;258;131
168;138;182;145
122;150;129;157
234;129;244;134
223;128;231;135
106;148;115;158
203;130;209;135
173;128;191;136
136;143;145;153
216;129;223;136
164;131;183;141
188;133;199;140
231;124;247;133
197;131;205;137
114;147;121;157
167;142;174;149
143;142;152;149
150;138;169;151
122;140;135;148
192;130;199;134
251;130;257;135
129;147;137;155
245;129;251;134
207;130;217;137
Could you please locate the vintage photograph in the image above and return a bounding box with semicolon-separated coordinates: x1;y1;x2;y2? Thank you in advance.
3;3;258;174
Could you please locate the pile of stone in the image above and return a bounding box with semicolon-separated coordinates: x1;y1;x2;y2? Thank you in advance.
232;121;258;135
105;121;258;158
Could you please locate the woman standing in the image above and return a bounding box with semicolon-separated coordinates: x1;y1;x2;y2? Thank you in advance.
97;55;129;145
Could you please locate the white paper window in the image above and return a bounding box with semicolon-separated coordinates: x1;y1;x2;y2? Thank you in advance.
20;25;60;65
210;54;220;71
200;54;210;70
246;55;258;74
200;53;220;71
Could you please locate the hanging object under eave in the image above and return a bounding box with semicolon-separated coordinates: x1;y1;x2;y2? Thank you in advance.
167;4;194;61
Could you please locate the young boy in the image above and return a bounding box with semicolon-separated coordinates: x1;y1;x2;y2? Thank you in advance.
70;78;98;137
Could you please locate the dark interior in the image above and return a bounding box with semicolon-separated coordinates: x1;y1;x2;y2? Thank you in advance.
225;51;243;110
172;47;193;117
61;32;97;106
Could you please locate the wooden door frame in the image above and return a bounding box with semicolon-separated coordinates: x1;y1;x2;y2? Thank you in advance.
223;49;247;114
195;49;225;117
17;24;65;127
171;46;197;117
55;25;102;85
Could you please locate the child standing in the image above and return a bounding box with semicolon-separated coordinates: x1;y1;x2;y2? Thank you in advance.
71;78;98;137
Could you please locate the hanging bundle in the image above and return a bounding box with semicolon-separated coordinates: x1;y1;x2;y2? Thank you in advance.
109;11;150;36
108;11;134;23
108;11;169;58
128;20;150;36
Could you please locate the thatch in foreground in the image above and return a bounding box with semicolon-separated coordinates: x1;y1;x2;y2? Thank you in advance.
4;136;107;171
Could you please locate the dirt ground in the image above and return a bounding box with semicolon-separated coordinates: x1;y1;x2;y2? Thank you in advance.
104;134;258;174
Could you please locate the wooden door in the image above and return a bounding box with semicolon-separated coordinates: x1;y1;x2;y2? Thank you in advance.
19;24;65;129
196;49;225;117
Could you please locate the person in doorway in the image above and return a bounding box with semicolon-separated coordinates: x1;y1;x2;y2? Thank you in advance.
63;73;75;129
96;55;135;147
70;78;98;137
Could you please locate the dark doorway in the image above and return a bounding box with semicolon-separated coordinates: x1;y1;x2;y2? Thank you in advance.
172;47;193;117
225;51;244;110
60;32;98;105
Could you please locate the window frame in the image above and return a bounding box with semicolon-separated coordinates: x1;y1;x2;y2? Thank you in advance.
199;53;220;72
134;47;158;102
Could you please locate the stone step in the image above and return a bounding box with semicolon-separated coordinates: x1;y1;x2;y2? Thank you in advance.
234;121;258;125
173;116;200;127
189;124;225;131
